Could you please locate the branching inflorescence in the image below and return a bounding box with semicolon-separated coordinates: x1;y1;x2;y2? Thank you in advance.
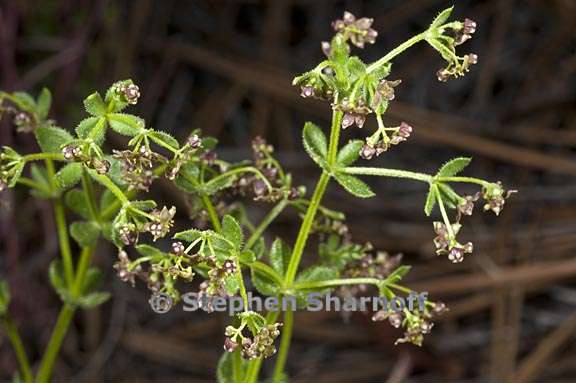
0;7;515;383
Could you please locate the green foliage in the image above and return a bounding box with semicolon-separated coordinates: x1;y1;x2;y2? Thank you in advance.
70;221;101;247
0;280;10;316
107;113;145;136
333;173;375;198
35;126;73;153
84;92;107;117
336;139;363;166
436;157;471;178
222;215;243;249
302;122;328;168
55;163;83;191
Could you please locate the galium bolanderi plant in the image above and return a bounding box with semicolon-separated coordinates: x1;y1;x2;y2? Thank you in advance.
0;7;515;383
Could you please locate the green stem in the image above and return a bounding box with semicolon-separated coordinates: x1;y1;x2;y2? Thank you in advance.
245;198;289;249
81;170;99;222
233;348;244;382
35;246;95;383
22;153;64;162
201;194;221;232
247;261;284;288
54;200;75;287
344;167;432;183
17;177;52;194
209;166;273;193
243;311;281;383
2;317;33;383
367;32;427;73
437;176;490;187
90;172;128;204
272;110;343;381
294;277;383;290
435;184;454;238
272;310;293;381
45;159;74;288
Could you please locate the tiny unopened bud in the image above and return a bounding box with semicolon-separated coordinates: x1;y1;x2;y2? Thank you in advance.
172;241;185;255
321;41;331;57
463;18;477;34
223;259;236;275
124;84;141;105
341;113;355;129
300;86;315;98
467;53;478;65
188;134;201;148
224;337;238;353
359;144;376;160
253;179;267;197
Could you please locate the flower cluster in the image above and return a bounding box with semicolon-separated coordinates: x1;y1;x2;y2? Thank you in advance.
434;18;479;82
0;147;24;190
231;137;302;202
359;121;413;160
372;301;447;346
330;11;378;49
431;181;516;263
224;315;282;360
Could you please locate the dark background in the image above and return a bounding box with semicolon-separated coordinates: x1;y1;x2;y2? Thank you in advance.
1;0;576;382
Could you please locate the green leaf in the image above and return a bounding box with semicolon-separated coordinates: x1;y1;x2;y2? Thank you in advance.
29;164;53;198
130;200;157;211
336;139;363;166
295;265;339;287
429;6;454;29
174;229;203;243
0;280;10;315
347;56;366;79
149;130;180;149
36;88;52;120
84;92;107;117
107;113;145;136
436;157;471;178
201;174;237;195
224;274;240;295
55;163;83;190
251;268;280;296
329;33;349;64
217;351;246;383
302;122;328;168
252;237;266;259
333;173;375;198
70;221;101;247
76;116;107;144
269;238;290;276
437;183;462;209
65;189;91;219
82;266;104;294
77;291;110;309
424;185;438;216
239;250;256;264
385;265;412;284
48;260;71;304
135;244;165;258
35;126;73;153
222;215;243;249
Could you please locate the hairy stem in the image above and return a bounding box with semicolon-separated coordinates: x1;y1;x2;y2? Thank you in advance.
272;309;293;381
201;194;222;232
294;277;383;290
35;246;95;383
437;176;490;187
2;317;33;383
367;32;427;73
245;198;289;249
273;109;343;380
45;159;74;288
344;167;432;183
243;311;281;383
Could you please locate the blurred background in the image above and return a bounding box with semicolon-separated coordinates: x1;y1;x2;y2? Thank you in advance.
1;0;576;382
